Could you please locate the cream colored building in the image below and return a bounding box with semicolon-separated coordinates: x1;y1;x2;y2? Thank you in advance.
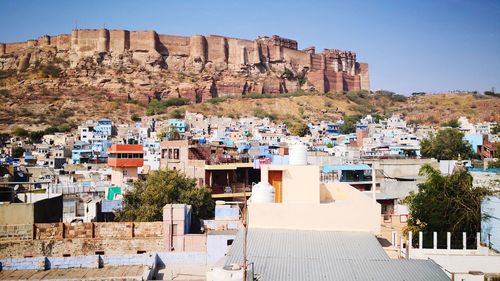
249;164;381;234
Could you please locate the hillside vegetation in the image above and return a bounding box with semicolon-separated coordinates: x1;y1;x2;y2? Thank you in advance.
1;84;498;134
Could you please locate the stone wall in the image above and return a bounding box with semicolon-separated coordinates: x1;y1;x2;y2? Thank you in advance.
0;238;164;258
0;222;164;258
358;62;370;91
129;31;157;51
0;28;370;92
4;41;27;53
158;34;190;56
4;222;163;241
0;224;32;241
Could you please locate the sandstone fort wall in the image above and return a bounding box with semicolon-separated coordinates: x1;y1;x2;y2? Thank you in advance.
0;28;370;92
158;34;190;56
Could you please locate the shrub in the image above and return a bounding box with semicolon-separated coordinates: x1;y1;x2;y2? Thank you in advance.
41;64;62;78
0;69;16;79
207;97;227;104
169;108;186;119
146;97;190;115
12;127;29;137
282;68;295;80
253;108;277;120
441;118;460;128
0;89;9;97
131;113;141;122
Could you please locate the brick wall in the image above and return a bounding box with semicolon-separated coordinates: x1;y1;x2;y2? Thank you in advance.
0;238;164;259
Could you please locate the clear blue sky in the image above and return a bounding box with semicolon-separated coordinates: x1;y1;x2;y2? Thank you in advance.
1;0;499;94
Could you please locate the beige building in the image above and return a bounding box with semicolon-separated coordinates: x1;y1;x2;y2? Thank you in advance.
250;164;381;234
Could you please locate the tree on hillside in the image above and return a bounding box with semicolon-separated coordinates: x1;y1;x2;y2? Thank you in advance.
404;164;493;247
115;170;214;223
288;121;310;137
11;127;29;138
339;115;362;134
420;128;473;160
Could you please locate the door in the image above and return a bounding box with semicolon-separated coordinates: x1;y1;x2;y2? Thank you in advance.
268;171;283;203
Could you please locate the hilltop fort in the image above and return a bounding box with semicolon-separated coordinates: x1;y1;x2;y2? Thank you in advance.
0;28;369;102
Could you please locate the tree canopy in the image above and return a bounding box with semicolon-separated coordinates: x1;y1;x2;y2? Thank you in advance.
420;128;473;160
404;164;492;247
339;115;362;134
115;170;214;222
288;121;310;137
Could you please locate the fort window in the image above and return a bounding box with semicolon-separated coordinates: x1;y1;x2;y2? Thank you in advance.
137;250;146;254
63;254;71;257
227;239;234;246
95;251;105;255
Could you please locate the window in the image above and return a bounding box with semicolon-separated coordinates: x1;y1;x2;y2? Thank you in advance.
400;215;408;223
227;239;234;246
168;148;180;160
383;214;392;223
123;170;128;176
95;251;105;255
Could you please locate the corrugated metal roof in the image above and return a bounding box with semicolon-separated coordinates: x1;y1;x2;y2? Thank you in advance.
321;164;372;172
224;229;450;281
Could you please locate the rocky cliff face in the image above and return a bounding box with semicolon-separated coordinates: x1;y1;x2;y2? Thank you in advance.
0;29;370;105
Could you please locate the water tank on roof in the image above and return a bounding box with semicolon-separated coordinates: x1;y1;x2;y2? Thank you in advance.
250;182;275;203
289;143;307;165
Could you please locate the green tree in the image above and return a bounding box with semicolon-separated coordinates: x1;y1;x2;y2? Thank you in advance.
491;123;500;134
115;170;214;222
11;146;25;158
420;128;473;160
404;164;492;247
11;127;29;138
288;122;310;137
339;115;361;134
168;125;182;140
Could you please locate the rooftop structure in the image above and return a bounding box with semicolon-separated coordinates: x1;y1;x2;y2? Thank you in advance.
107;144;144;186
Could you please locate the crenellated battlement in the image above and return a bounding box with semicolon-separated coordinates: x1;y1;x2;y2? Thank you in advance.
0;28;370;92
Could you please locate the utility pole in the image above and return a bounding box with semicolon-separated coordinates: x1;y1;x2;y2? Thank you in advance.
242;189;248;281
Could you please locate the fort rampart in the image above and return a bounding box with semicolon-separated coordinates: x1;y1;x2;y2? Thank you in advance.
0;29;370;92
